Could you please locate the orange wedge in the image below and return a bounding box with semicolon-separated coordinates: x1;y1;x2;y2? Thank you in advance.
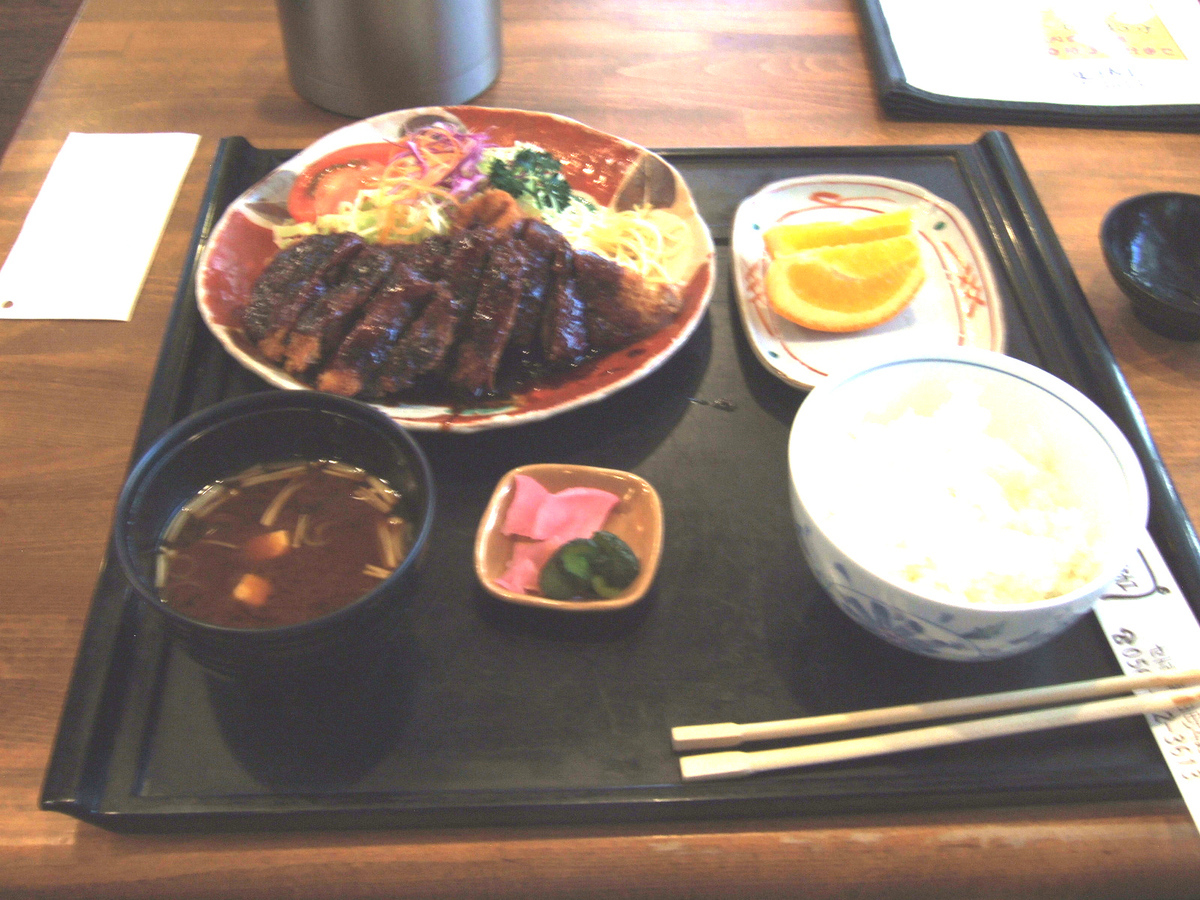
764;209;914;258
765;233;925;333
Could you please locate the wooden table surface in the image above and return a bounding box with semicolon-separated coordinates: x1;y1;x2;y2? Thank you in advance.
4;0;1200;896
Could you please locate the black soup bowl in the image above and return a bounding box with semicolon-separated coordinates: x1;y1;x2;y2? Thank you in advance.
114;390;435;679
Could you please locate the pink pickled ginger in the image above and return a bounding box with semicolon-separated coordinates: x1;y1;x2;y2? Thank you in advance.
501;474;551;537
496;478;620;594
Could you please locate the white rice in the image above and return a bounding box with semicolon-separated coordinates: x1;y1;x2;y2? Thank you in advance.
820;383;1102;604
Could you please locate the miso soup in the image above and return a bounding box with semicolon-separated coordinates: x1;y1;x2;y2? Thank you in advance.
156;459;413;628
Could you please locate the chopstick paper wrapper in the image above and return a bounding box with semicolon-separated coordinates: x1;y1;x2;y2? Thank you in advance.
1093;533;1200;829
673;669;1200;782
0;132;199;320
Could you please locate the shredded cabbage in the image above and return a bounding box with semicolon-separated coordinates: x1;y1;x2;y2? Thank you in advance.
273;191;454;247
556;204;690;285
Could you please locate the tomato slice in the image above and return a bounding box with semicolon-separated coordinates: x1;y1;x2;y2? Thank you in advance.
286;142;401;223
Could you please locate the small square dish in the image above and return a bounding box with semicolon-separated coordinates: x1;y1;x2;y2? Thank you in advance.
474;464;664;612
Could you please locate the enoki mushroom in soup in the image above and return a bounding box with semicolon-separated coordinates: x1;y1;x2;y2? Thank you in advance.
156;460;414;628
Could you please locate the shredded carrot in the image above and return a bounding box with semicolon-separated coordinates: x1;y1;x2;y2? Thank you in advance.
377;128;467;201
378;183;461;242
367;125;476;242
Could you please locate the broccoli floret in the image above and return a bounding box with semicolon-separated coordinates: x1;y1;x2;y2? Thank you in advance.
487;147;575;212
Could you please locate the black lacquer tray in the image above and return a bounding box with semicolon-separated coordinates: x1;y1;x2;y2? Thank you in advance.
40;131;1200;832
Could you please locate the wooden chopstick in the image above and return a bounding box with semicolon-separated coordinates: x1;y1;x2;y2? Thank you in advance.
671;667;1200;752
678;682;1200;781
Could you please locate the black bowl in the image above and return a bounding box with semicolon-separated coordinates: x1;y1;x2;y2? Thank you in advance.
113;390;435;679
1101;191;1200;340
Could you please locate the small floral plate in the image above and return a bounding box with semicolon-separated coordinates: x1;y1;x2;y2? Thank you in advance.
731;174;1006;390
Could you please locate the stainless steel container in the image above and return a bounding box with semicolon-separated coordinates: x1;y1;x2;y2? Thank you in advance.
276;0;501;118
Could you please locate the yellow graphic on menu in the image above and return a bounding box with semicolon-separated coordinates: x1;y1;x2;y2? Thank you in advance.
1107;11;1186;59
1041;6;1187;61
1042;10;1107;59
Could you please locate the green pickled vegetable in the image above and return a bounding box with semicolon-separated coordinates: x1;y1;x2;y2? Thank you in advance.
538;556;582;600
538;531;641;600
558;539;600;581
590;575;625;599
591;531;639;587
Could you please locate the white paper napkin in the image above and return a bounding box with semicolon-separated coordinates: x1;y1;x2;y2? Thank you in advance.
0;132;200;320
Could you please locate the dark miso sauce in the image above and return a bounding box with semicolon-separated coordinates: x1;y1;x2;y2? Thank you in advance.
157;459;412;629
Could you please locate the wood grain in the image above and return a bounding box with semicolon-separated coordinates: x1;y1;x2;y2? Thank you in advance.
2;1;1200;897
0;0;83;153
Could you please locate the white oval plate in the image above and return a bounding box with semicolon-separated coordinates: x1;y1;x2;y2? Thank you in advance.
730;174;1006;390
195;106;716;432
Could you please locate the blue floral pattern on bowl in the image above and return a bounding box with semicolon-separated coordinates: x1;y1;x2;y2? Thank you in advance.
815;565;1085;661
784;346;1150;664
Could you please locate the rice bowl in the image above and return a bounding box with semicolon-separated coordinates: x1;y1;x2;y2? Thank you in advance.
787;348;1149;661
